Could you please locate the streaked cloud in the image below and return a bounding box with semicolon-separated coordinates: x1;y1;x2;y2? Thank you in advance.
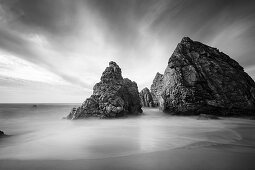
0;0;255;102
0;51;67;85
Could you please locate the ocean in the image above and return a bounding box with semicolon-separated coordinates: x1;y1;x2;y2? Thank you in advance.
0;104;254;161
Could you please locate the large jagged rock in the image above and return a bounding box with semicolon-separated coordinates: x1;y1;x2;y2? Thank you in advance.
66;61;142;119
160;37;255;115
150;72;164;107
139;87;154;107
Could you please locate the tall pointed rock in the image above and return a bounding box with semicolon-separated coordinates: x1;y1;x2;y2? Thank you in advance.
67;61;142;119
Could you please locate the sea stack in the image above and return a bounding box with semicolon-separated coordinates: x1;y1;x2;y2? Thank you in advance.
139;87;154;107
66;61;142;119
157;37;255;115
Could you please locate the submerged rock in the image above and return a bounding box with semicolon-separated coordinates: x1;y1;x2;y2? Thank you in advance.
66;61;142;119
160;37;255;115
150;72;164;107
139;87;154;107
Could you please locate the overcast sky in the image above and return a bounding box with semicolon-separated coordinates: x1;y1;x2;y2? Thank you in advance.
0;0;255;103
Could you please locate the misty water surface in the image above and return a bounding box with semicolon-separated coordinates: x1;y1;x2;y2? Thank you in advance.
0;104;247;160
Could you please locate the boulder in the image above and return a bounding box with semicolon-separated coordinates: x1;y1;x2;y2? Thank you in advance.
150;72;164;107
66;61;142;119
160;37;255;115
139;87;154;107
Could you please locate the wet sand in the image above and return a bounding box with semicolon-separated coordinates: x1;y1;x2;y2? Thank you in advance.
1;145;255;170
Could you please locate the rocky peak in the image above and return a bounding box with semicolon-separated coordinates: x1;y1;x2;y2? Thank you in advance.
169;37;243;71
101;61;123;82
180;36;193;43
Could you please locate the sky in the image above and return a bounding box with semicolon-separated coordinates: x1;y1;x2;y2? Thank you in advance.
0;0;255;103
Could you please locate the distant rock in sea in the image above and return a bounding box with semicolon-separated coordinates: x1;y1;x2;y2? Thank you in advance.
155;37;255;115
139;87;154;107
66;61;142;119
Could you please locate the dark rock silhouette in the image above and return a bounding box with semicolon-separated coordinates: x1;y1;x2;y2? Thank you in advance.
66;61;142;119
139;87;154;107
0;130;6;137
160;37;255;115
150;72;164;107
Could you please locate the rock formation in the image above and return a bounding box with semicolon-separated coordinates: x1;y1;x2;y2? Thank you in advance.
139;87;154;107
159;37;255;115
66;61;142;119
150;72;164;107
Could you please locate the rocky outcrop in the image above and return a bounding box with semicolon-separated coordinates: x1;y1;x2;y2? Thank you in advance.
160;37;255;115
150;72;164;107
66;61;142;119
139;87;154;107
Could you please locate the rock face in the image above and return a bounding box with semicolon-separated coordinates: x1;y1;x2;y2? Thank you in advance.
150;72;164;107
139;87;154;107
160;37;255;115
66;61;142;119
